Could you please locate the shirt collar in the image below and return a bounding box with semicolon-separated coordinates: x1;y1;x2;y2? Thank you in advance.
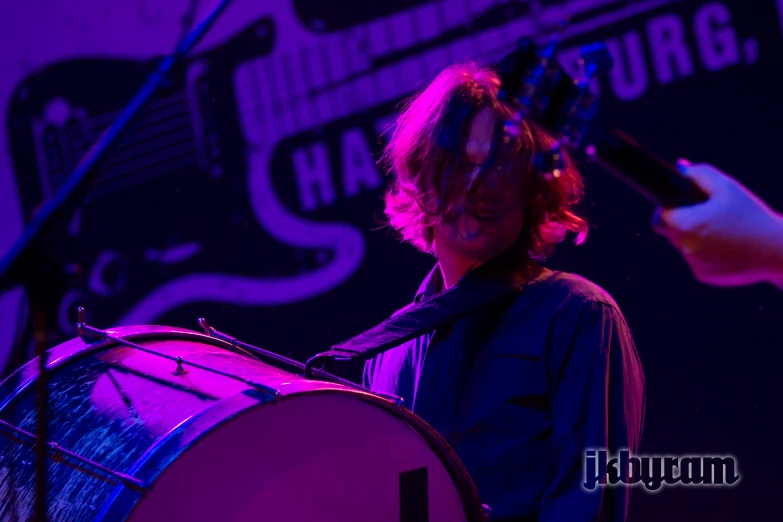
412;240;550;305
414;263;444;303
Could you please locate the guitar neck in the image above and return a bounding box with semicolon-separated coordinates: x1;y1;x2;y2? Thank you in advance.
494;36;709;210
588;128;710;209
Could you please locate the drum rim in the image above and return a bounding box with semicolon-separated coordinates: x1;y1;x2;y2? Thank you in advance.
96;387;486;522
94;386;276;521
0;325;251;413
0;326;486;521
363;390;487;521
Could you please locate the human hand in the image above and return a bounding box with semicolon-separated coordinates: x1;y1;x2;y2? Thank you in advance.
652;161;783;288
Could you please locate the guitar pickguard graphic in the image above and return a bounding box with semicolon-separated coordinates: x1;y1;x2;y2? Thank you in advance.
3;0;682;338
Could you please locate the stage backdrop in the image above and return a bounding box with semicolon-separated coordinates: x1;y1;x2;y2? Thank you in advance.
1;0;781;520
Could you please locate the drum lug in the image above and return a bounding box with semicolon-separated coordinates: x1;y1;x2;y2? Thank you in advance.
375;392;405;412
172;356;188;376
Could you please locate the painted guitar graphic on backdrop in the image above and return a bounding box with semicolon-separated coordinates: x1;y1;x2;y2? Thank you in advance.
2;0;676;349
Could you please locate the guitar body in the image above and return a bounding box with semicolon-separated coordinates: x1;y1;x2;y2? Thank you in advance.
0;1;303;369
0;0;656;368
6;19;349;336
1;2;378;355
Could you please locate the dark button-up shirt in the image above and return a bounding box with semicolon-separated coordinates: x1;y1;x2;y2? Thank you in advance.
364;264;644;521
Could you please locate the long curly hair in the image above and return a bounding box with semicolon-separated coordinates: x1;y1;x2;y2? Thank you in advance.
381;62;588;259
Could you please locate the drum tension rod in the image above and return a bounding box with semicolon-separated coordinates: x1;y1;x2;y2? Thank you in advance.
172;356;188;376
75;308;280;399
0;418;149;494
198;318;363;391
198;318;407;408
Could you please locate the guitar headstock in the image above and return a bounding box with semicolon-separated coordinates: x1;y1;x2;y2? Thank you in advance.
495;35;613;179
494;33;709;208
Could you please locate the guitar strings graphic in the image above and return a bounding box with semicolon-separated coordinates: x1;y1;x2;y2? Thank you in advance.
13;0;681;328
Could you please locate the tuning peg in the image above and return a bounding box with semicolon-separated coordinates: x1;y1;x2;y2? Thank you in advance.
496;37;537;104
580;42;614;79
534;142;566;181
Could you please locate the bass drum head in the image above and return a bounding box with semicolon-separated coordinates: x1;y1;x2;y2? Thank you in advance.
127;391;469;522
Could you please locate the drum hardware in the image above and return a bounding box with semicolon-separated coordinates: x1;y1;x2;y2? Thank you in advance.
198;317;306;370
304;351;343;380
197;317;381;395
374;393;405;412
0;3;235;518
0;418;149;494
0;324;484;521
78;308;404;406
172;357;188;376
75;307;280;399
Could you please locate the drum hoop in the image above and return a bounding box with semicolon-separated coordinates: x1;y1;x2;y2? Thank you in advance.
0;326;249;414
96;387;486;522
358;390;486;522
95;387;276;521
0;328;487;521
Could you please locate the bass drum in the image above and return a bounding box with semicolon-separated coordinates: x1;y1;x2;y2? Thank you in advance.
0;326;486;521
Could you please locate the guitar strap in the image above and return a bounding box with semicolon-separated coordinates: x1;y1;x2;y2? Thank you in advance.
312;244;534;364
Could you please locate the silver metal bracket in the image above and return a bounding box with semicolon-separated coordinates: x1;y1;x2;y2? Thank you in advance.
74;309;279;399
0;419;148;494
375;392;405;412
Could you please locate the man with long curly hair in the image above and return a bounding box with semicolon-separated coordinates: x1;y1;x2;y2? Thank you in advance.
364;63;645;521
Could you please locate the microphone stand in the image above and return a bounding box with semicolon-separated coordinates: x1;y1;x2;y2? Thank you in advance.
0;1;233;519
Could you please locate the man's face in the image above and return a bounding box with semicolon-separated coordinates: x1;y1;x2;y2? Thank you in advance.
432;105;525;262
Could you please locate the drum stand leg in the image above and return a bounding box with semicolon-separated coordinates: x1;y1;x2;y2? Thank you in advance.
33;309;48;522
22;250;63;522
28;286;52;522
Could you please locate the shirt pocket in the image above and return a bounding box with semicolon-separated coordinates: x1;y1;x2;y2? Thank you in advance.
476;352;550;409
